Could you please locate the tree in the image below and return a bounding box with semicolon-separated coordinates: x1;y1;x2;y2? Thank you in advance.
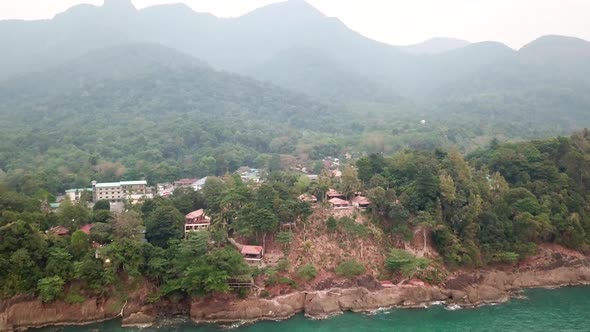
37;276;65;303
45;248;74;280
181;260;230;296
112;210;144;240
145;205;184;248
89;222;112;244
70;230;90;258
93;200;110;211
340;166;361;199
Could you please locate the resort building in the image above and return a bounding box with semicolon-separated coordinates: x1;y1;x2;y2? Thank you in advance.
91;180;152;203
184;209;211;235
65;188;93;202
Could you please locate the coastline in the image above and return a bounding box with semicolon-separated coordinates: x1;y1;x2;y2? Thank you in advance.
2;254;589;331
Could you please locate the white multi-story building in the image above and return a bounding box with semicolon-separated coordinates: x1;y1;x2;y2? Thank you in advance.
65;188;93;201
91;180;153;203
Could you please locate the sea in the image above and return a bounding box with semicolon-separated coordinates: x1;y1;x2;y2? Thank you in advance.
34;286;590;332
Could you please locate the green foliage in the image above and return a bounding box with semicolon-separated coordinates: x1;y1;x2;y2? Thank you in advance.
276;231;294;253
37;276;65;303
335;260;366;278
326;216;337;233
385;249;430;278
64;286;86;304
491;252;519;264
297;264;317;281
145;205;184;248
93;200;110;211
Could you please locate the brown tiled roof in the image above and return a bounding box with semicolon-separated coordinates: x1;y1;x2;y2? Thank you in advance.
241;245;263;255
49;226;69;236
186;209;204;219
328;198;349;205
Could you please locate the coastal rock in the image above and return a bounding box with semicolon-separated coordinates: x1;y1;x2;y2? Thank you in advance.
191;292;305;323
121;312;156;328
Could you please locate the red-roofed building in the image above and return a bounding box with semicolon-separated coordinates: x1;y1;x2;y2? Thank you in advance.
174;178;198;187
241;245;264;261
49;226;69;236
328;197;350;209
185;209;211;235
80;224;94;235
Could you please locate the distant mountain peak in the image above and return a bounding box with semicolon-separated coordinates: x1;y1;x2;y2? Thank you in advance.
400;37;471;55
102;0;137;12
242;0;325;21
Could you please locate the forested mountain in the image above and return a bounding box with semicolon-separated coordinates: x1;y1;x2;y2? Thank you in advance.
0;43;343;193
2;0;590;193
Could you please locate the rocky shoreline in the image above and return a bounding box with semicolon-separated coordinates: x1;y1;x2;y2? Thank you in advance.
2;253;589;331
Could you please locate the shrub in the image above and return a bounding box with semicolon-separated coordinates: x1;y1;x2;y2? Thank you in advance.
491;251;519;264
335;260;366;278
277;259;289;272
65;286;86;304
260;290;270;298
37;276;65;303
297;264;317;281
385;249;430;278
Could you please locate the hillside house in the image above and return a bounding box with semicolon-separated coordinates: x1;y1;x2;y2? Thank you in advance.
351;196;371;209
328;197;350;209
241;245;264;261
298;193;318;204
174;178;198;187
49;226;69;236
80;224;94;235
185;209;211;235
191;177;208;191
326;188;345;200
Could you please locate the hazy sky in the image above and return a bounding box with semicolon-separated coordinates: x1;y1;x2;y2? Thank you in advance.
1;0;589;48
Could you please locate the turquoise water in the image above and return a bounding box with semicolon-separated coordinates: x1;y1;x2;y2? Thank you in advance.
36;287;590;332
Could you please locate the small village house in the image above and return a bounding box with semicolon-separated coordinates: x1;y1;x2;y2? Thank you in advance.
174;178;198;187
351;196;371;209
326;188;345;200
185;209;211;235
328;197;350;209
298;193;318;204
48;226;69;236
80;224;94;235
241;245;264;262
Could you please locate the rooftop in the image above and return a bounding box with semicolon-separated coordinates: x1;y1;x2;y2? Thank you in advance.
94;180;147;188
65;188;93;193
328;197;349;205
186;209;205;219
80;224;94;235
241;245;264;256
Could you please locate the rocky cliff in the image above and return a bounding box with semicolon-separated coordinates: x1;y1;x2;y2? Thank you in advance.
2;250;589;331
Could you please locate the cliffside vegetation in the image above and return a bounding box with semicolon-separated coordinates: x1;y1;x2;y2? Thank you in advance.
2;132;590;302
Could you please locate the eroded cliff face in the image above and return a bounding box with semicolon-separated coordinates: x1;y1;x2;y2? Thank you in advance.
2;252;590;331
0;297;120;332
188;263;590;324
